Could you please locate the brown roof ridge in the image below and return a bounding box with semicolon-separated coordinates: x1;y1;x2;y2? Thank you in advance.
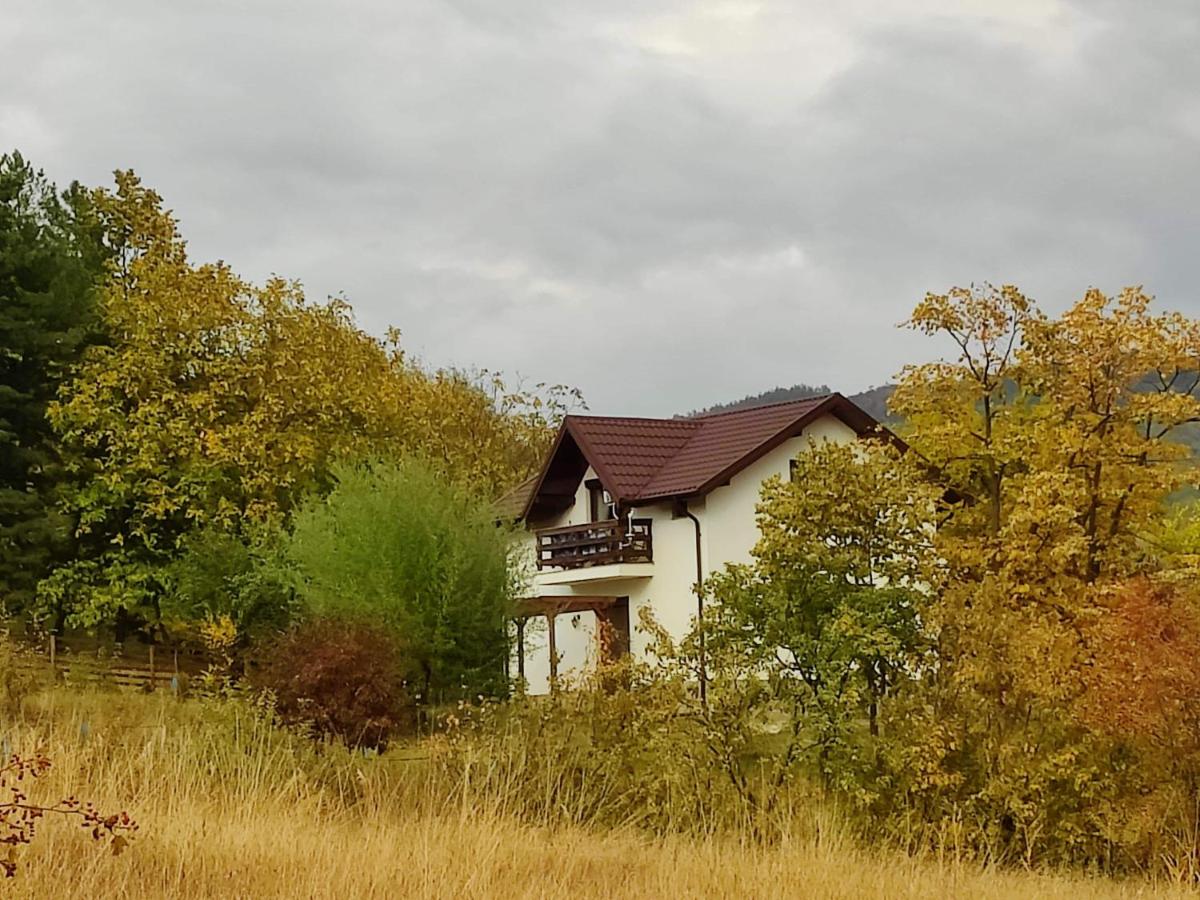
563;394;842;426
565;412;700;426
689;392;836;420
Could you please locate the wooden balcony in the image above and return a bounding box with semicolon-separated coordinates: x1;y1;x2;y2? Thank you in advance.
535;519;652;570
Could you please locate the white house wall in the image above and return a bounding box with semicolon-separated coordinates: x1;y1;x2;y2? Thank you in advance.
515;413;859;694
625;498;703;656
515;612;598;695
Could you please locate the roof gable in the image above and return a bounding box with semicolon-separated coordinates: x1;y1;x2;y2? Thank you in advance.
567;416;699;501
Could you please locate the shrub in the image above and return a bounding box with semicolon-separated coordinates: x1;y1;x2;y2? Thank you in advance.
431;662;770;836
428;613;821;838
253;618;416;749
854;577;1200;874
281;458;517;702
161;525;297;654
1076;578;1200;746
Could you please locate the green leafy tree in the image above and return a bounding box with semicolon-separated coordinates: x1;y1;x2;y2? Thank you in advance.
703;440;939;781
0;151;106;618
282;458;517;701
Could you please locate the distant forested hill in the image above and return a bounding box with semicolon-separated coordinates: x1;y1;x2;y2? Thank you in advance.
685;383;897;422
688;379;1200;454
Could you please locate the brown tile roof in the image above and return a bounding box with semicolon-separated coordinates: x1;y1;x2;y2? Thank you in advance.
517;392;886;520
494;474;540;520
636;395;832;500
567;416;699;501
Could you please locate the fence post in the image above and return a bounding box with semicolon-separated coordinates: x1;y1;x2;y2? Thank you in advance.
49;634;56;680
149;645;156;690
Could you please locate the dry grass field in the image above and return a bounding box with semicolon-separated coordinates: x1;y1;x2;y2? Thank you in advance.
5;690;1196;899
22;808;1199;899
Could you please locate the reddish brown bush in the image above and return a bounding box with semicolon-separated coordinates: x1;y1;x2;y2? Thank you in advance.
253;619;416;749
1077;578;1200;746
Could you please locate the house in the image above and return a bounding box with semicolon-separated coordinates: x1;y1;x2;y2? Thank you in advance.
499;392;889;694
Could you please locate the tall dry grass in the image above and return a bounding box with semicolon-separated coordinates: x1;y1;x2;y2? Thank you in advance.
2;689;1194;899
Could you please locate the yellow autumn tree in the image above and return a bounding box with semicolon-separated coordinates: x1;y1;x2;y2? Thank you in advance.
41;171;573;628
882;283;1200;866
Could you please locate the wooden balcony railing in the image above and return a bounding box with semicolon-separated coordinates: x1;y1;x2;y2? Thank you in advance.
535;519;652;570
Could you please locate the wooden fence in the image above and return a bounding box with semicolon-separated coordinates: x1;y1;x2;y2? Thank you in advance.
8;636;214;692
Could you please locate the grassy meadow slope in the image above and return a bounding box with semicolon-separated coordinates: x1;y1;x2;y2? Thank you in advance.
5;690;1192;899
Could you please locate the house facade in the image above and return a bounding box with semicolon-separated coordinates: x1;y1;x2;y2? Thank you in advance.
500;393;887;694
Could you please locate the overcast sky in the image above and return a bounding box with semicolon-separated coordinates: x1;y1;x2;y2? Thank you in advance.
3;1;1198;415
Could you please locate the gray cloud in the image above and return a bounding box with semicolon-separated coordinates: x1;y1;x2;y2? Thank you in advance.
3;0;1197;415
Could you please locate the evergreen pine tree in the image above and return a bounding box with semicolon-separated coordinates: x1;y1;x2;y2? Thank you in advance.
0;152;106;616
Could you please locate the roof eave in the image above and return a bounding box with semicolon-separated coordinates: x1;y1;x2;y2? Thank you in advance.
516;421;571;522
